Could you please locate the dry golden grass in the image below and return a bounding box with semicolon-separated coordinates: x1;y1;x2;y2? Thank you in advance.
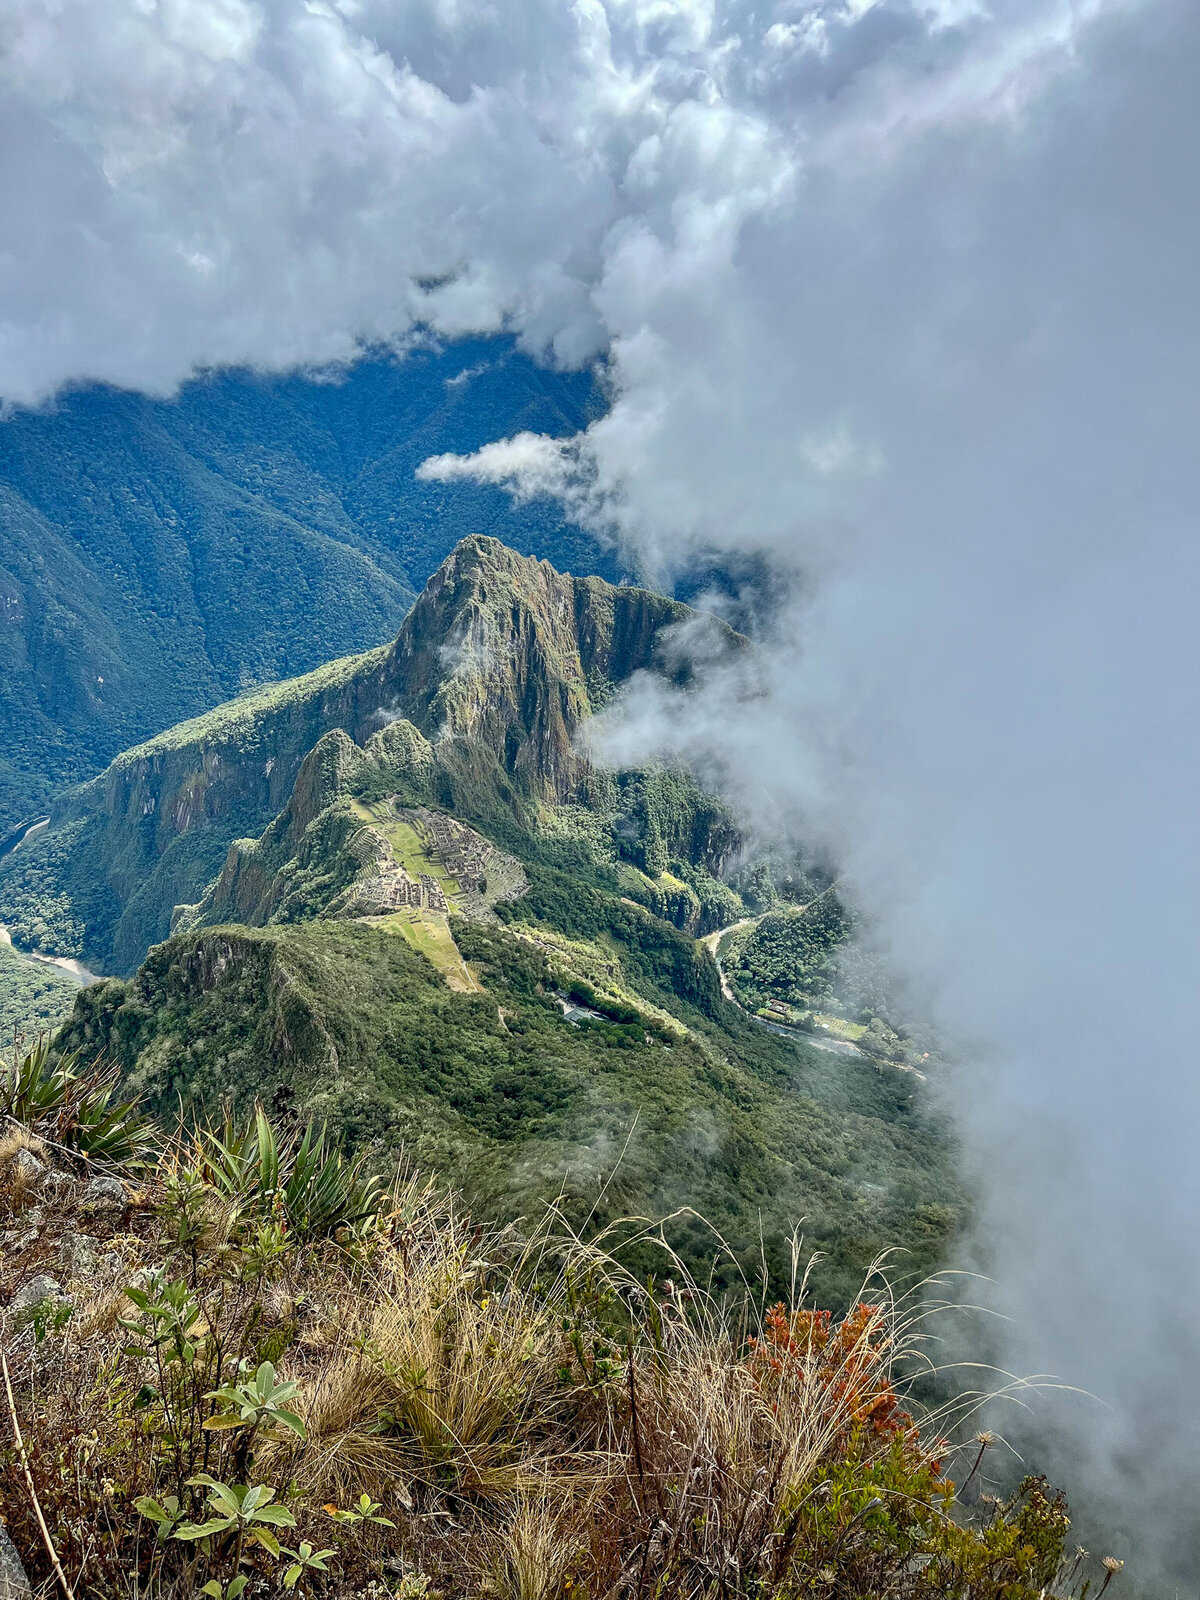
274;1197;608;1506
0;1117;1114;1600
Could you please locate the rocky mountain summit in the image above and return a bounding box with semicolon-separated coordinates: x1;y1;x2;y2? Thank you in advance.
0;537;741;974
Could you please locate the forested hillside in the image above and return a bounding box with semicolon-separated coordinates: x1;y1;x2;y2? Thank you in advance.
0;338;615;835
0;538;962;1311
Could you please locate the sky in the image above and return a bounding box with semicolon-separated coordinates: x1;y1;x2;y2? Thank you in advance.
2;0;1197;1584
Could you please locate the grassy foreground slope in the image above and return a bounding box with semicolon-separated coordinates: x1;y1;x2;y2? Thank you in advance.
0;1055;1107;1600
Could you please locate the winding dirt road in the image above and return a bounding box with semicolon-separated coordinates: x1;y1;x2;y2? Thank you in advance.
699;891;871;1061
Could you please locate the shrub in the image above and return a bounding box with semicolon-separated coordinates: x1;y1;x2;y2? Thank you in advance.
0;1099;1119;1600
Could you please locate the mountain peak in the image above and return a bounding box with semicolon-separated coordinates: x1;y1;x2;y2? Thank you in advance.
3;538;742;971
386;537;711;801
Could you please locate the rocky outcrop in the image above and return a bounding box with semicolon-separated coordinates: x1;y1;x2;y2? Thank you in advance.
1;538;744;975
387;536;724;803
0;1523;31;1600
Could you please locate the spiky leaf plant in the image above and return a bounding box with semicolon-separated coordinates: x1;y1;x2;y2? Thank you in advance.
185;1102;387;1241
0;1036;154;1167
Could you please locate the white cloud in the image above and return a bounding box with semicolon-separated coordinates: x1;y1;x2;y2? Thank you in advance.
418;431;581;498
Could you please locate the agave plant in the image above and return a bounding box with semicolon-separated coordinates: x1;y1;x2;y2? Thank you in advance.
189;1103;387;1242
0;1037;156;1169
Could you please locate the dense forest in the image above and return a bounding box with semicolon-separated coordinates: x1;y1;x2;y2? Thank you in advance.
0;940;80;1044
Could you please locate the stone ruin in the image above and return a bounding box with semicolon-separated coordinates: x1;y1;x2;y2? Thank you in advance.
330;803;525;923
331;862;447;919
402;805;527;913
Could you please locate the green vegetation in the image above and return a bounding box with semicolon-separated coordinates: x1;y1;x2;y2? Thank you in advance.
0;337;617;837
0;819;92;955
56;905;962;1310
116;645;391;763
0;939;82;1043
0;1097;1114;1600
725;893;851;1012
374;910;483;991
0;537;724;973
1;1035;154;1167
725;895;925;1067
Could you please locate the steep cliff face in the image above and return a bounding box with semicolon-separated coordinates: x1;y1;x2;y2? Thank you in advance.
0;539;743;973
13;646;395;972
178;726;428;932
385;536;709;802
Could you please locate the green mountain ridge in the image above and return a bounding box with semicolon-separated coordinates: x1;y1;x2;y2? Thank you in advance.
0;537;723;973
0;339;615;836
3;536;962;1305
57;912;959;1307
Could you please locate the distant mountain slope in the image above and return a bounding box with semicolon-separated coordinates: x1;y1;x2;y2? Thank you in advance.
0;338;615;835
0;538;740;974
0;937;80;1042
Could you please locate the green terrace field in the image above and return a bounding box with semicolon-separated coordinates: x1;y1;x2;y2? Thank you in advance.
351;798;463;903
369;909;484;993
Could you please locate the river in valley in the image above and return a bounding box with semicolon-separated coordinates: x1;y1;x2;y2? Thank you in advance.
0;816;105;987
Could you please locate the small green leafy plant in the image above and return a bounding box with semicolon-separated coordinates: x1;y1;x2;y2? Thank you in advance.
131;1492;183;1545
199;1579;249;1600
176;1475;296;1559
120;1278;203;1367
325;1492;396;1529
281;1541;337;1591
204;1360;305;1440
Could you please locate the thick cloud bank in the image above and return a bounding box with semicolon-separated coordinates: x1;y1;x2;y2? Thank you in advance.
4;0;1197;1583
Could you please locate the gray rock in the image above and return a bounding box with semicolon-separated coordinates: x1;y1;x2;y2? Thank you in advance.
39;1170;77;1203
4;1205;43;1232
0;1228;39;1255
59;1232;102;1277
11;1150;44;1187
0;1208;44;1254
10;1274;64;1315
80;1174;127;1215
0;1523;32;1600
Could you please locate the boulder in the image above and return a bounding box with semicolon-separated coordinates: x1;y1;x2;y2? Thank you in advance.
39;1171;77;1203
0;1524;32;1600
0;1208;44;1254
10;1274;65;1316
80;1174;127;1216
59;1232;102;1278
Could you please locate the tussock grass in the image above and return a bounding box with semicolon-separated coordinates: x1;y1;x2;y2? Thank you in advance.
0;1099;1119;1600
